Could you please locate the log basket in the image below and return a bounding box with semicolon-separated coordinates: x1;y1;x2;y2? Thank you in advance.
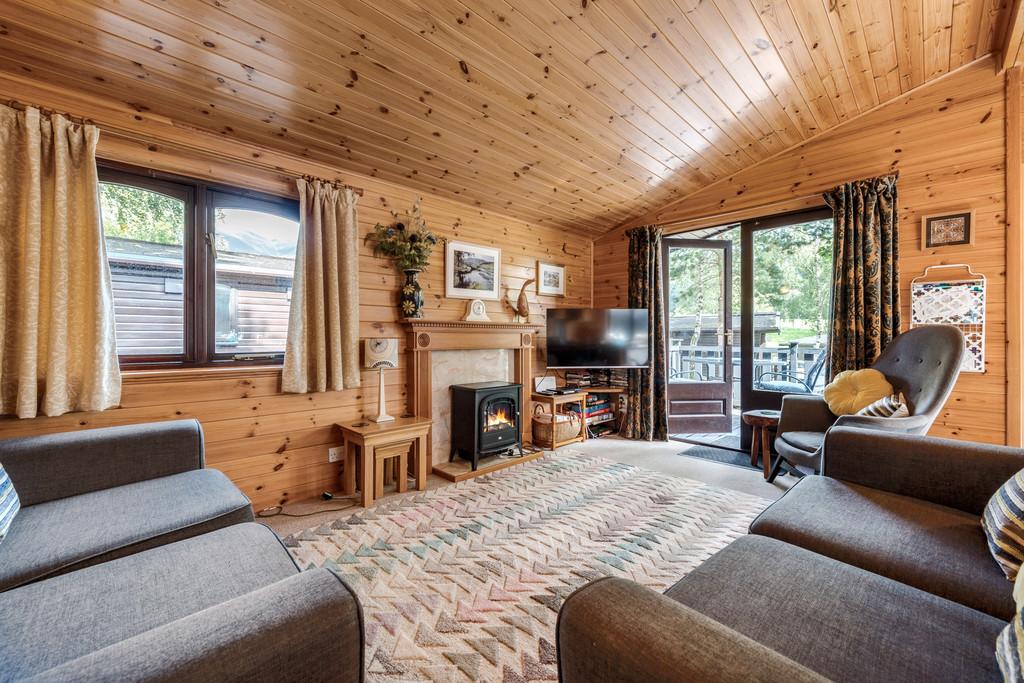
531;404;581;448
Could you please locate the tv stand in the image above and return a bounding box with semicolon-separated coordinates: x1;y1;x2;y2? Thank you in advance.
580;386;626;439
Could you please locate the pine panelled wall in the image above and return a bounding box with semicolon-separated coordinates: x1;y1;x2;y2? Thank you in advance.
594;57;1009;446
0;76;593;510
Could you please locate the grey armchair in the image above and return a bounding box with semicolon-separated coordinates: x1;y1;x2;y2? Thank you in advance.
0;419;254;591
768;325;964;482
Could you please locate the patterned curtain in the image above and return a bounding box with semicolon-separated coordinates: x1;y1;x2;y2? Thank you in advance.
0;104;121;418
282;179;361;393
622;226;668;441
823;173;900;380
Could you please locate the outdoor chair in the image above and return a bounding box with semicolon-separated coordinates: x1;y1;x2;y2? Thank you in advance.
767;325;964;482
754;347;828;394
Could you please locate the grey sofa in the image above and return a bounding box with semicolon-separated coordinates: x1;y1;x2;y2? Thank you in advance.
771;324;964;480
0;421;365;682
558;427;1021;682
1;523;363;681
0;420;253;591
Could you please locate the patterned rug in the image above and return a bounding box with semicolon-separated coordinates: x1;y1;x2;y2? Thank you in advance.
284;451;770;682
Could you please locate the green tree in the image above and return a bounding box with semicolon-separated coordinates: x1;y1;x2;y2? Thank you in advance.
100;183;184;245
666;219;833;341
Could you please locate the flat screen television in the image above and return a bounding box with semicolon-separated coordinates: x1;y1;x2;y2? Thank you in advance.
546;308;650;369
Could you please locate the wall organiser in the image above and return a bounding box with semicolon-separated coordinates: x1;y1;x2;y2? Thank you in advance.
910;264;986;373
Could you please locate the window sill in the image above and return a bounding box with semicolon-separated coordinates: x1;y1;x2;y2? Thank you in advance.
121;365;284;384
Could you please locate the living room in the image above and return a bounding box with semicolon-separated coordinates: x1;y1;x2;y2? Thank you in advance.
0;1;1023;681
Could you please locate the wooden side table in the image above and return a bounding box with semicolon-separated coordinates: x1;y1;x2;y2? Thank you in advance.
530;392;587;449
337;416;432;507
742;409;781;480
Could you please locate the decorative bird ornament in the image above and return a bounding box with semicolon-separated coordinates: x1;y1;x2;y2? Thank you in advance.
508;278;534;322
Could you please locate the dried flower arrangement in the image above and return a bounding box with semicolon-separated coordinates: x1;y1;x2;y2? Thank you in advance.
368;199;438;272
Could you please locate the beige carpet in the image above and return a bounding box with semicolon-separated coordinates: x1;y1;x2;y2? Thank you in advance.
283;450;771;682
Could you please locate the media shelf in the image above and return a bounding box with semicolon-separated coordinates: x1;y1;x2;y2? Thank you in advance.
567;386;626;439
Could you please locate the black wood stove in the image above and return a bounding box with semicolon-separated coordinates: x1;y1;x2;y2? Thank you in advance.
449;381;523;471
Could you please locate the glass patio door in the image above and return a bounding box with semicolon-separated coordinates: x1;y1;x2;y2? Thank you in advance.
661;238;733;434
738;208;834;446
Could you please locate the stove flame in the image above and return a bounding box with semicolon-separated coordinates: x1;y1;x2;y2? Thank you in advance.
485;406;513;431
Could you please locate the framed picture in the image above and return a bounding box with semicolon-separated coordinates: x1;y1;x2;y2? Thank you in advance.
921;211;975;250
537;261;566;296
445;240;501;300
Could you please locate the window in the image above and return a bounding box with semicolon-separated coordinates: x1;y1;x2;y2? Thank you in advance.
209;194;299;358
98;165;299;367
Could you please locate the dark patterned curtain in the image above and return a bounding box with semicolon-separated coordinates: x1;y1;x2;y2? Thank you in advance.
824;173;900;380
623;226;668;441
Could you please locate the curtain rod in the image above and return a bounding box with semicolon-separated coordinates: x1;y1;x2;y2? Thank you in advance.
4;98;94;127
299;173;364;196
4;97;365;197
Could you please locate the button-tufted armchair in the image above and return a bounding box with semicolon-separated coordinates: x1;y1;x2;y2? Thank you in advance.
768;325;965;482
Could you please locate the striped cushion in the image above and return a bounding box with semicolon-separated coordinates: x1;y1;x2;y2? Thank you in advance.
855;393;910;418
0;463;19;544
997;571;1024;682
984;470;1024;580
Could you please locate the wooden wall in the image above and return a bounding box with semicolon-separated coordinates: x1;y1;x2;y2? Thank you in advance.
594;57;1009;445
0;73;593;510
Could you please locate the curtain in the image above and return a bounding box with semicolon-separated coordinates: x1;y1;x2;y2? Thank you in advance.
824;173;900;380
622;225;668;441
282;178;360;393
0;104;121;418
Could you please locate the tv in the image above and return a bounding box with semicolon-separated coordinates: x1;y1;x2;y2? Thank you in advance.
546;308;650;369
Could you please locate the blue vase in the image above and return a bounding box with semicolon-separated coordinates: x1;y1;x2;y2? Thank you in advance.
401;269;424;319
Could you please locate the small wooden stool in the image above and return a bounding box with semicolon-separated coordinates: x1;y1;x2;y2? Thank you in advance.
337;417;432;507
373;440;411;499
741;409;781;480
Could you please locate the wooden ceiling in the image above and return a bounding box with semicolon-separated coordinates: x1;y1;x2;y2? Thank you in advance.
0;0;1009;236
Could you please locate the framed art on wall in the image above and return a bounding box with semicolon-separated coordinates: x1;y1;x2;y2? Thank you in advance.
536;261;566;296
921;211;975;250
445;240;501;300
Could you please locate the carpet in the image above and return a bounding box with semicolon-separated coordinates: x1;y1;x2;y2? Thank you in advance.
283;451;770;682
681;444;763;472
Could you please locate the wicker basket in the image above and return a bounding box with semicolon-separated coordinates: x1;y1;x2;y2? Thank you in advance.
532;404;581;448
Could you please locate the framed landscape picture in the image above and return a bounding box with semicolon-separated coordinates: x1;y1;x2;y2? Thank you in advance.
446;240;501;300
921;211;975;250
537;261;566;296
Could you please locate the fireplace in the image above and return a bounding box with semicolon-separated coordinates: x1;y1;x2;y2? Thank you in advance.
449;381;523;471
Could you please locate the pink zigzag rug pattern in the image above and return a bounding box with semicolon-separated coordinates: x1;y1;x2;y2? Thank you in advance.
284;452;770;682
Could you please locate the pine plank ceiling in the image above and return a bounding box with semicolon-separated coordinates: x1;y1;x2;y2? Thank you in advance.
0;0;1009;236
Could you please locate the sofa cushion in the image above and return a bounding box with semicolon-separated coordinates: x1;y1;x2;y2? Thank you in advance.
983;468;1024;580
778;431;825;453
856;393;910;418
751;476;1013;620
0;463;18;544
0;468;253;592
666;535;1005;683
0;522;298;680
997;570;1024;682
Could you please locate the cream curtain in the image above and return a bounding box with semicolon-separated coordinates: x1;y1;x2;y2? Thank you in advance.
282;178;360;393
0;104;121;418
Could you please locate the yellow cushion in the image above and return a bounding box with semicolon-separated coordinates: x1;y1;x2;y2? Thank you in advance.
822;369;894;415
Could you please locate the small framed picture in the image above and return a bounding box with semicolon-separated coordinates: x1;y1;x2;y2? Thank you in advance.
922;211;975;250
445;240;501;300
536;261;566;296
